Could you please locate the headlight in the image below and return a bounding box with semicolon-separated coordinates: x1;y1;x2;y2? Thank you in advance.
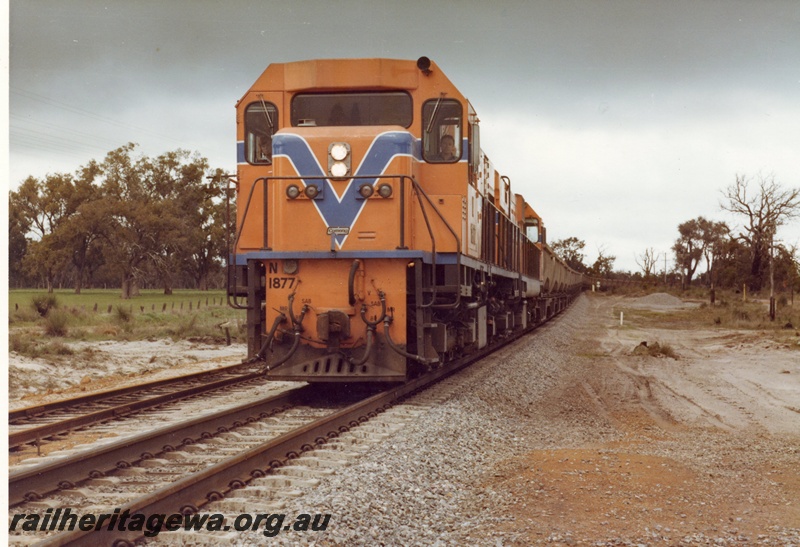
330;143;349;161
286;184;301;199
358;184;374;198
330;162;349;178
378;183;393;198
328;142;351;178
305;184;320;199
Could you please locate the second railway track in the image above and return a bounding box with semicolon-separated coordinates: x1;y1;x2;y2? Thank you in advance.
8;361;271;452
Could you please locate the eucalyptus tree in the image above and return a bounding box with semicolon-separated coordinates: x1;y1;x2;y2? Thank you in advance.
551;236;587;272
12;173;81;291
96;143;222;297
721;174;800;292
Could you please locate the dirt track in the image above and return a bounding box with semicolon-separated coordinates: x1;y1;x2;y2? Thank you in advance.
485;294;800;544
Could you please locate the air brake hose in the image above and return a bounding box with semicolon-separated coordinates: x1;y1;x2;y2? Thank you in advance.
287;292;301;328
347;327;374;366
348;289;385;367
263;304;308;373
361;290;387;327
254;313;287;361
383;314;439;366
264;331;301;372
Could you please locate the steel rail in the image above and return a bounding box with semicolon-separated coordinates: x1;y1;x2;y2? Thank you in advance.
9;370;266;448
9;386;311;507
10;360;257;423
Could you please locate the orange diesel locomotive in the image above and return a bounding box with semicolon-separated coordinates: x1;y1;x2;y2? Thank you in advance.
229;57;582;382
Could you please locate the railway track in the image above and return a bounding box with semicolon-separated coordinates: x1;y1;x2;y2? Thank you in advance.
8;361;267;451
9;384;334;545
9;296;577;546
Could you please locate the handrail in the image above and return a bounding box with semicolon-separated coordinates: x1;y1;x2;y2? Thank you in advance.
227;176;269;310
408;176;462;309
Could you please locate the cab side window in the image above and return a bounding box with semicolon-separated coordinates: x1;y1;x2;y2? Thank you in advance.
245;102;278;165
422;99;462;163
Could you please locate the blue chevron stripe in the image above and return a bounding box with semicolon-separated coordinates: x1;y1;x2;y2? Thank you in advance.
273;131;416;247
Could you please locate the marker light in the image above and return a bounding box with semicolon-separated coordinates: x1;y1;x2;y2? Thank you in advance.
331;162;349;178
286;184;301;199
283;259;299;274
358;184;374;198
378;183;393;198
305;184;320;199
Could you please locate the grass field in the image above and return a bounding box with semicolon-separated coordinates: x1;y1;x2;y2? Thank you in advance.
9;289;232;314
9;289;247;359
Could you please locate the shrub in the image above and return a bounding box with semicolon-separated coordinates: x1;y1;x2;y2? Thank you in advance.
9;333;35;355
10;306;41;323
171;314;199;339
44;309;70;337
651;342;678;359
47;341;75;355
31;294;59;317
632;341;679;359
114;305;133;323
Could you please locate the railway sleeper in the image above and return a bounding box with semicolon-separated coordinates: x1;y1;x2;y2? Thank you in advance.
252;475;321;489
211;498;287;513
278;463;337;478
153;530;242;546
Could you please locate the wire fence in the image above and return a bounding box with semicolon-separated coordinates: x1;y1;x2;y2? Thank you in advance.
13;297;231;315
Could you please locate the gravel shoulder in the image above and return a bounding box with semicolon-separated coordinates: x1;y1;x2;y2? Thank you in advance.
474;293;800;545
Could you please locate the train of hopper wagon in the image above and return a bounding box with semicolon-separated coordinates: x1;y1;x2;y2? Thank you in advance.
227;57;583;383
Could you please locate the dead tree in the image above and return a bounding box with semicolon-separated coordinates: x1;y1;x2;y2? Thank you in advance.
721;174;800;319
635;247;660;281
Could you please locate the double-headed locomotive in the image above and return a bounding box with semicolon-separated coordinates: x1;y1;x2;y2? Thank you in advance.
229;57;582;382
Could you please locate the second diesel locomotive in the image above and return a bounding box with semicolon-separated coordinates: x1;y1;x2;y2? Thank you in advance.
228;57;582;382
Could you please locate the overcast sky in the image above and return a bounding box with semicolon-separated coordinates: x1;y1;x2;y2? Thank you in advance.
8;0;800;272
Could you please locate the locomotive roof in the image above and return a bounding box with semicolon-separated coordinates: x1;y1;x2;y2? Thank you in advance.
239;57;462;102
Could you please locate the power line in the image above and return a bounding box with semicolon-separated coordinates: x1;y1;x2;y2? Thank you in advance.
10;113;127;147
10;87;185;147
10;119;127;155
10;130;114;156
